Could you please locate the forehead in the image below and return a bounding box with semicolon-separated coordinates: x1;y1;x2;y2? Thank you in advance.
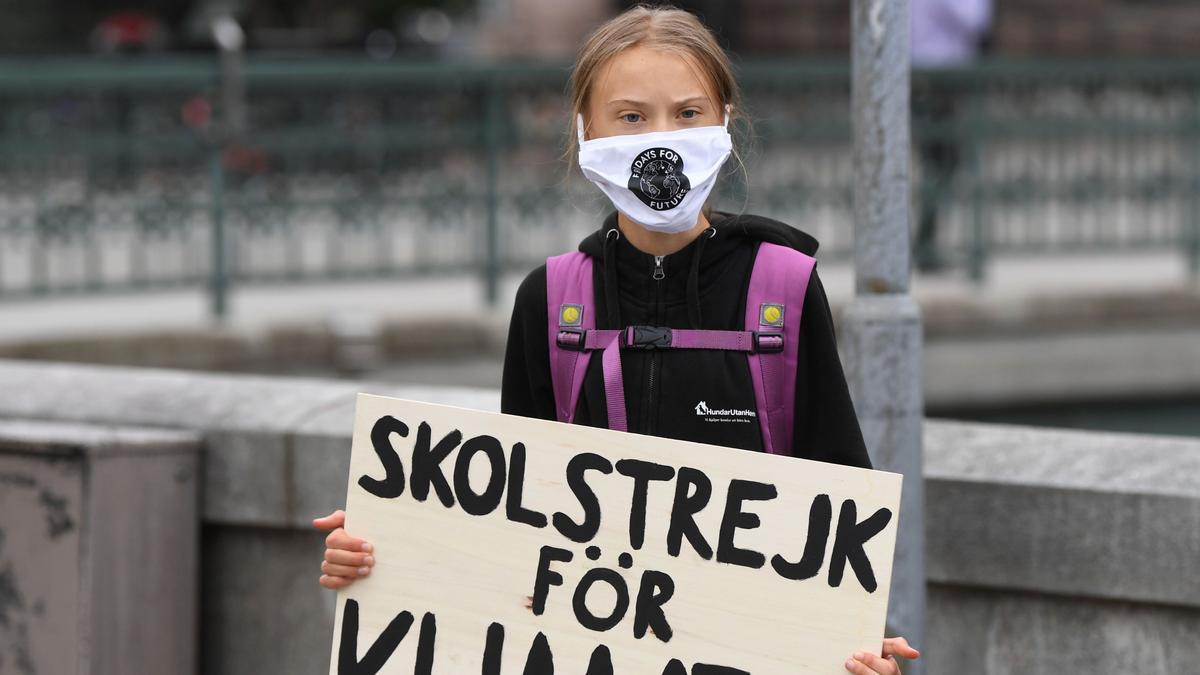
591;44;718;106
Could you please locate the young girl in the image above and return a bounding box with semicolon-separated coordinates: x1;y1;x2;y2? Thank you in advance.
316;6;920;674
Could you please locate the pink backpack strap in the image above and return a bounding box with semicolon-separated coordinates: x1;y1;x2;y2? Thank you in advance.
546;252;595;424
744;242;816;455
545;251;629;431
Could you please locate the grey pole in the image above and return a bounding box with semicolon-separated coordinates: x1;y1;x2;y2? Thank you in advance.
213;16;247;136
844;0;926;672
208;16;245;323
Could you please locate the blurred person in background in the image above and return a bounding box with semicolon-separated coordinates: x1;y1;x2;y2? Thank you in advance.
910;0;993;272
90;11;169;53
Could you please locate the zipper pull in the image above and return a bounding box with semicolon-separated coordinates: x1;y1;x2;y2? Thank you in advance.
653;255;665;280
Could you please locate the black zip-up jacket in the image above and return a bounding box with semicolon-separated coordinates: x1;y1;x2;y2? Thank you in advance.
501;209;873;469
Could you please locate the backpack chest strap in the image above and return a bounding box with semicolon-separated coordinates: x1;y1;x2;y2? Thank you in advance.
557;326;784;353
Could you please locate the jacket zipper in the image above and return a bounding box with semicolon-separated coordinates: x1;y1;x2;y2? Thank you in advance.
646;255;665;435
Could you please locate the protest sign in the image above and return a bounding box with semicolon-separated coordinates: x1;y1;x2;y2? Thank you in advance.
329;393;902;674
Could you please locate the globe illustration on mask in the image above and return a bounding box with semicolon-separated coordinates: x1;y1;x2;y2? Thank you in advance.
628;147;691;211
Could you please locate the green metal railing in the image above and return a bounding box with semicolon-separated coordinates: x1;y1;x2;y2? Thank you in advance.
1;56;1197;316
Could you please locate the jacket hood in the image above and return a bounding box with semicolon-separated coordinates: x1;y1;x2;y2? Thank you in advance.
577;209;819;259
576;210;821;330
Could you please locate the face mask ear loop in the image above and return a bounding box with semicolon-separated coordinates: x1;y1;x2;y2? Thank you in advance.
576;113;586;144
723;104;731;129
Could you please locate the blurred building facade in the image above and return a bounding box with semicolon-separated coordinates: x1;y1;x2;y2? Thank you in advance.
4;0;1200;58
613;0;1200;59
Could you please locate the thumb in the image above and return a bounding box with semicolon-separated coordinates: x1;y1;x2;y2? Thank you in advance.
312;509;346;530
884;637;920;659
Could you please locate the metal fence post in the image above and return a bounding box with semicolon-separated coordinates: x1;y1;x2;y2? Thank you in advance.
483;79;502;306
966;84;987;284
844;1;926;673
1189;89;1200;281
208;142;228;321
208;16;245;322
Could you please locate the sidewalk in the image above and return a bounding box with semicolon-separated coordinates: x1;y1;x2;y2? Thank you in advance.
0;250;1193;344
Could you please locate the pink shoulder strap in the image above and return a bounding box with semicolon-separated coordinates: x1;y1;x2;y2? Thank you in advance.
545;252;595;424
744;242;816;455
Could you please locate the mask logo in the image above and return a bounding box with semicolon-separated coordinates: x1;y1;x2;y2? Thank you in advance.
628;147;691;211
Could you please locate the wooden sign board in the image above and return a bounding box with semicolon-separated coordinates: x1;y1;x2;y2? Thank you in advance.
329;394;903;674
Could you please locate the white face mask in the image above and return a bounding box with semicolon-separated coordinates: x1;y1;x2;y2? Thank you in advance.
576;106;733;234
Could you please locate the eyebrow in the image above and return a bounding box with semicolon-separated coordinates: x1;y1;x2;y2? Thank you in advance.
605;97;710;108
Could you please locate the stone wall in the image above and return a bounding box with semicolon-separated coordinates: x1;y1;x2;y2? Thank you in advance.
924;421;1200;673
0;358;1196;674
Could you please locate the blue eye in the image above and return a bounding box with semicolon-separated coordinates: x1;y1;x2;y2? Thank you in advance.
622;113;641;124
681;109;699;119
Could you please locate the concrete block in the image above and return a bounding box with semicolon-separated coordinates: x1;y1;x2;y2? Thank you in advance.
202;429;290;526
927;583;1200;675
0;360;498;529
289;431;353;528
0;359;362;434
201;526;334;675
925;420;1200;607
0;419;201;675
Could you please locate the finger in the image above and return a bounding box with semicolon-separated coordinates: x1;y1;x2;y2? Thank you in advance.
882;636;921;659
843;656;873;675
312;509;346;528
318;574;356;590
325;549;373;567
848;651;896;675
321;560;372;578
325;527;372;553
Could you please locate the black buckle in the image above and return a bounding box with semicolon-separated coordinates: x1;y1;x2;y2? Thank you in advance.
556;328;586;351
627;325;673;350
753;331;784;353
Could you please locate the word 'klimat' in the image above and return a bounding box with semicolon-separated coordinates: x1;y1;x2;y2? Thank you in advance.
359;415;892;591
338;599;751;675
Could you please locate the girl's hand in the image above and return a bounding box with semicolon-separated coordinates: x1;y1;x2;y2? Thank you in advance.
844;636;920;674
313;509;374;590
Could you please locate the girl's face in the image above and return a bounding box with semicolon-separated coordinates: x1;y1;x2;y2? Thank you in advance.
582;45;723;141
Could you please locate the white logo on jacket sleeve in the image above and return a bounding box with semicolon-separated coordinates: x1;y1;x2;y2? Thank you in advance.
694;400;756;423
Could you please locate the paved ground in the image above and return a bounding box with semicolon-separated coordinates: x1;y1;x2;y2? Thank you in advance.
0;250;1194;343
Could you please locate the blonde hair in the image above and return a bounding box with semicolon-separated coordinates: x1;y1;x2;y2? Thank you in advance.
563;4;751;217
